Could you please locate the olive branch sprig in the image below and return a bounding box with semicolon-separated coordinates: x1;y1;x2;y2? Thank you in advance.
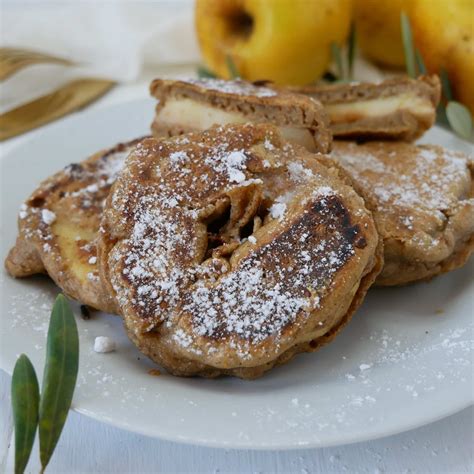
329;22;357;83
11;294;79;474
197;54;240;80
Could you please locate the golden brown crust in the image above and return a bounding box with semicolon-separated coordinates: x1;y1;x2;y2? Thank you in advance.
4;138;146;312
329;141;474;286
5;235;45;277
287;75;441;141
99;124;381;378
293;75;440;104
149;78;332;153
378;235;474;286
328;110;433;142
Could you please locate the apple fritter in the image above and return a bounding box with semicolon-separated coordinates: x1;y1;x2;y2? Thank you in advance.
5;138;145;313
150;78;332;153
289;75;440;141
98;124;382;378
329;141;474;286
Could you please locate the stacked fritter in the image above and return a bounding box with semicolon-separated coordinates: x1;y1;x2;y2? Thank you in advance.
5;139;144;313
5;76;473;378
292;76;473;286
329;142;473;286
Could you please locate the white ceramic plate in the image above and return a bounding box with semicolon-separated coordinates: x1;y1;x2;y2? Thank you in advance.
1;99;473;450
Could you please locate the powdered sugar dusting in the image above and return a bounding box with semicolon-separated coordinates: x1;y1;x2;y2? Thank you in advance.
184;78;277;98
226;151;248;183
12;140;143;308
106;126;367;361
41;209;56;225
64;148;135;203
94;336;116;353
269;202;286;220
333;143;471;213
288;162;314;183
19;203;28;219
182;202;356;351
332;143;473;239
17;141;140;254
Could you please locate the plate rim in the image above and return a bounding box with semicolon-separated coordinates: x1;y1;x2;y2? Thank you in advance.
0;362;471;450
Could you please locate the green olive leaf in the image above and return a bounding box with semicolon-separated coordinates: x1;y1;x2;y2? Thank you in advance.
39;294;79;471
331;42;345;80
347;23;357;78
11;354;39;474
436;104;449;127
401;12;416;78
196;65;217;79
440;68;453;102
225;55;240;79
446;101;473;140
415;49;427;75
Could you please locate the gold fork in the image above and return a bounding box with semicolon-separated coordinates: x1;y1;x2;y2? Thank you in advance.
0;47;74;80
0;48;115;140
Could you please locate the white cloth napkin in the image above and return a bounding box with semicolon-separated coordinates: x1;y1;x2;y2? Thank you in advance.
0;0;200;113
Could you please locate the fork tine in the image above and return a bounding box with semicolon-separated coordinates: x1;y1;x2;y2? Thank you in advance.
0;78;115;141
0;47;73;81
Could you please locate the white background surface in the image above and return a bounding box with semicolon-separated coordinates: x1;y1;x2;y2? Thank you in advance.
1;78;473;473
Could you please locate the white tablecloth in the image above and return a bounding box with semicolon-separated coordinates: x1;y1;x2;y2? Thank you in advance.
1;78;472;474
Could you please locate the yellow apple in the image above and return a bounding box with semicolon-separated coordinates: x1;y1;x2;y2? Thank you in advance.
195;0;352;85
354;0;412;68
411;0;474;115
